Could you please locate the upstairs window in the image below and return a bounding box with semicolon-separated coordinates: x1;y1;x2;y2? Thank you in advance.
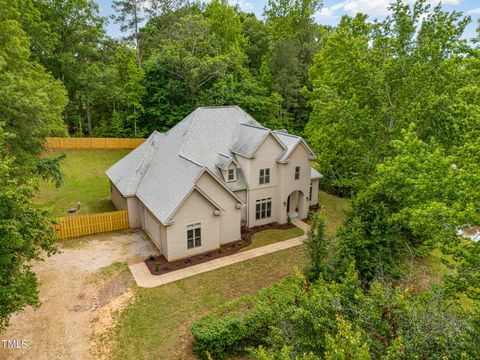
256;198;272;219
187;223;201;249
295;166;300;180
227;168;236;182
259;168;270;184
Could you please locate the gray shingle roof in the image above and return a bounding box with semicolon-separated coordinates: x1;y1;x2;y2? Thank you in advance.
311;167;323;180
106;131;164;196
216;153;235;170
106;106;316;224
274;131;316;162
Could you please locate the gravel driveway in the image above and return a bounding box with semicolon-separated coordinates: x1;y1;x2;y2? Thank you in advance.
0;230;158;360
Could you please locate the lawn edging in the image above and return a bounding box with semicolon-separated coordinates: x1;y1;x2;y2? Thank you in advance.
144;223;302;276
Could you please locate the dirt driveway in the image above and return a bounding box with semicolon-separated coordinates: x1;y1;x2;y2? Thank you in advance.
0;231;158;360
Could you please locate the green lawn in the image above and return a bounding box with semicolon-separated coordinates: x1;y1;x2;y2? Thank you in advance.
104;191;350;360
317;190;351;236
240;226;304;252
107;246;308;360
37;149;130;217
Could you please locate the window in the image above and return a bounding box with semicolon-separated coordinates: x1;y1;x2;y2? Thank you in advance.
256;198;272;220
259;168;270;184
295;166;300;180
309;182;313;200
187;223;201;249
227;168;236;182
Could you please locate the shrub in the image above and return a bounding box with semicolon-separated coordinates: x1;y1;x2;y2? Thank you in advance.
303;212;332;281
191;277;303;359
155;261;161;271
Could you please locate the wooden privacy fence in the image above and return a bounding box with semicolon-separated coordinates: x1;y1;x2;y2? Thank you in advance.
46;137;145;149
54;210;130;239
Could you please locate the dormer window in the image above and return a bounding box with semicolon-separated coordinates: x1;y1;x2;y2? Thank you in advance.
227;168;236;182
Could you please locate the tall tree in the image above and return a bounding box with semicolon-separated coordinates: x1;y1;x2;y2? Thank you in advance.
263;0;323;133
141;3;273;130
0;0;66;329
305;1;473;194
335;125;480;285
0;0;67;170
32;0;105;134
0;126;58;330
111;0;148;66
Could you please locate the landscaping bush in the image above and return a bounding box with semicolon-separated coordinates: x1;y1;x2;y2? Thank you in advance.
191;277;303;359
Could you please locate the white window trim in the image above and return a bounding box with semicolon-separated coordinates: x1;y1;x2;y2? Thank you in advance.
255;198;272;220
295;166;300;180
187;223;202;250
227;168;236;182
259;168;270;185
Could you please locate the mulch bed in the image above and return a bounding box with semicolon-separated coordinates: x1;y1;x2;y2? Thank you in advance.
145;222;297;276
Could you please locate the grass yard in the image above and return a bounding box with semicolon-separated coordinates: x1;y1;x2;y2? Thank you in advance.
317;190;351;236
108;246;308;360
105;190;350;360
37;149;130;217
240;226;304;252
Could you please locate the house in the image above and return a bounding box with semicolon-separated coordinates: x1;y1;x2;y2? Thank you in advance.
106;106;323;261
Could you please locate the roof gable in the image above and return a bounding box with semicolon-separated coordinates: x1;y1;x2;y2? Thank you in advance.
274;131;316;162
231;124;286;158
106;106;315;225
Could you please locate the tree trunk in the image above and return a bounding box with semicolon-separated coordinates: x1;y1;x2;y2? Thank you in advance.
86;95;92;135
134;5;141;67
133;106;137;137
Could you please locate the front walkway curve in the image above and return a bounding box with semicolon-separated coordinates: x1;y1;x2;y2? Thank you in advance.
128;220;309;288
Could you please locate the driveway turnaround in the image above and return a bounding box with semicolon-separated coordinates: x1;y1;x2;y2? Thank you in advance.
129;220;308;288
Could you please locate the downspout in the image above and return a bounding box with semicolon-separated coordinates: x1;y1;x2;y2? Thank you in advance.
246;186;250;228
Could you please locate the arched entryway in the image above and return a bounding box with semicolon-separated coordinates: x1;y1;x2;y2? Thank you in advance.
286;190;305;221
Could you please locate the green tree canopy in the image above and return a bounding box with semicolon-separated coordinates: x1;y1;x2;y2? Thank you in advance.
305;0;476;195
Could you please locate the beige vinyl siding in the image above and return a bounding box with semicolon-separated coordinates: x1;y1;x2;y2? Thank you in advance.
195;172;241;244
166;189;221;261
234;190;247;223
159;222;168;259
236;155;251;181
144;207;163;254
110;181;127;210
111;182;142;228
310;179;319;206
126;196;142;228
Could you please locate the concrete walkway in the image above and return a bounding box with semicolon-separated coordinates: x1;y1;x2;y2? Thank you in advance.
128;220;308;288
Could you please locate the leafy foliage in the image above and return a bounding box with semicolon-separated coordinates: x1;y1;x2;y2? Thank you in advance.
0;0;67;177
0;0;63;329
193;267;479;360
336;125;480;287
305;1;477;194
303;212;332;281
0;127;57;330
191;277;303;359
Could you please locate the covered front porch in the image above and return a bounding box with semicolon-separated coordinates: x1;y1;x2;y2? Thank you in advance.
286;190;308;221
